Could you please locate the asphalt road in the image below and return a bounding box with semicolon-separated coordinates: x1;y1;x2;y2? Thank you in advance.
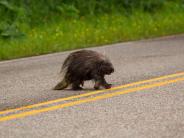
0;35;184;138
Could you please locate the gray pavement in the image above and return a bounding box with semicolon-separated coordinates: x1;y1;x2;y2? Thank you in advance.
1;81;184;138
0;35;184;137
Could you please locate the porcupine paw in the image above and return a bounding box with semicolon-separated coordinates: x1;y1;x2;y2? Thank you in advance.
104;84;112;89
94;85;100;90
72;86;83;90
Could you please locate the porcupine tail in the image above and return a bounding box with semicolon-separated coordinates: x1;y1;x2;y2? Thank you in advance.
53;78;69;90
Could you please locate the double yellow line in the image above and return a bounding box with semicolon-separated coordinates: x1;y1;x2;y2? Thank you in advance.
0;72;184;122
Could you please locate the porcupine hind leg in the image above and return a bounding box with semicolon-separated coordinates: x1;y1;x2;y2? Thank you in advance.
72;80;83;90
53;78;69;90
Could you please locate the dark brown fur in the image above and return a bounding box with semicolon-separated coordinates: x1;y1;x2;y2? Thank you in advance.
53;50;114;90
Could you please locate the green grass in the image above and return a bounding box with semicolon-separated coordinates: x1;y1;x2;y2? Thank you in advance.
0;2;184;60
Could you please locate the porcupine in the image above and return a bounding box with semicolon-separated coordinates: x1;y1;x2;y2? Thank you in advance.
53;50;114;90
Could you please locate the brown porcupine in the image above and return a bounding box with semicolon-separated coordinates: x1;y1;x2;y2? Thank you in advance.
53;50;114;90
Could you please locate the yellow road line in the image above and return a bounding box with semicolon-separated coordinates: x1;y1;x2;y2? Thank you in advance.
0;72;184;115
0;77;184;122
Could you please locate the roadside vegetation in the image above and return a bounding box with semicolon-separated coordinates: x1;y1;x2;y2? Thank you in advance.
0;0;184;60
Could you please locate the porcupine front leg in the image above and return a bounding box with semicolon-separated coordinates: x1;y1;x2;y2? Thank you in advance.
93;75;112;90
